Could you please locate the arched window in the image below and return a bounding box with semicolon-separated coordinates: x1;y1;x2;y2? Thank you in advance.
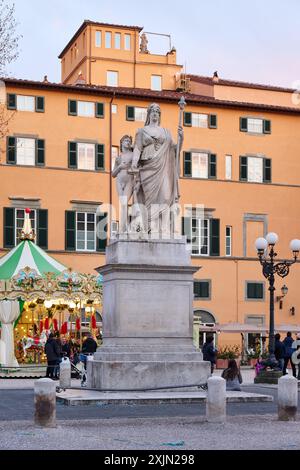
194;310;216;324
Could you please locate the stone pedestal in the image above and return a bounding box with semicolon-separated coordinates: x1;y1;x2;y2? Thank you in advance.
254;369;283;384
91;237;210;390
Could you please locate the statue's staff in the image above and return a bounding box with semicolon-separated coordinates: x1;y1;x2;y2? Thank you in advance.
174;95;186;204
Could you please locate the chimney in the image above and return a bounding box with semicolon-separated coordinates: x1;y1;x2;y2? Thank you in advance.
75;72;86;85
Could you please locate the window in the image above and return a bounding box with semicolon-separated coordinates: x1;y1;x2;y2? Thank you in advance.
194;280;210;299
192;113;208;128
182;216;220;256
7;94;44;112
15;209;36;246
107;71;118;87
124;34;131;50
225;155;232;180
77;101;95;118
105;32;112;48
112;146;119;168
191;218;209;255
77;143;95;170
115;33;121;49
68;100;104;118
225;226;232;256
134;107;147;122
240;156;271;183
246;282;264;300
184;112;217;129
16;138;35;165
16;95;35;112
183;152;217;179
126;106;147;122
76;212;96;252
240;117;271;134
112;104;118;114
95;31;102;47
151;75;162;91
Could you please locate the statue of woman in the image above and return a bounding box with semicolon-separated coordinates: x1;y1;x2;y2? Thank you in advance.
131;103;183;233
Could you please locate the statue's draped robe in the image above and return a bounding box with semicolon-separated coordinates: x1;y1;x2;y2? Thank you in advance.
134;127;178;227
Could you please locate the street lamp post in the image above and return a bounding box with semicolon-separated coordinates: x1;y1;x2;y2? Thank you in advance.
255;233;300;367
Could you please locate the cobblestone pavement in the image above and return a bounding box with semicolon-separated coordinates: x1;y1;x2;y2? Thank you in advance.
0;414;300;450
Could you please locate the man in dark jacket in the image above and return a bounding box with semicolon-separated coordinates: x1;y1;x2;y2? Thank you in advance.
283;332;296;376
45;333;61;379
275;333;286;371
202;336;217;374
80;333;98;368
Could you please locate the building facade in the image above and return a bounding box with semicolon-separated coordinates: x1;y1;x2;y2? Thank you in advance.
1;20;300;351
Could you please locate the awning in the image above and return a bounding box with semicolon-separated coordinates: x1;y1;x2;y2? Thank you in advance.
217;322;268;333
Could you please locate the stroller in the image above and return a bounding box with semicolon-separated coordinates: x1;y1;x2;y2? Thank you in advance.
71;353;88;386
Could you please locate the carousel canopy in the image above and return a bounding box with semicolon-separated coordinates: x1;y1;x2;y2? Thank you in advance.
0;239;66;280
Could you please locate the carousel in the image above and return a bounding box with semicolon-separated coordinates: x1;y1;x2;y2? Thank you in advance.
0;209;102;371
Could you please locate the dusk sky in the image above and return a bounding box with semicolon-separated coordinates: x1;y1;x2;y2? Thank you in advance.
8;0;300;88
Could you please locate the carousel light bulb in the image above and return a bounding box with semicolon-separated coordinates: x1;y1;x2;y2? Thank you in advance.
44;300;52;308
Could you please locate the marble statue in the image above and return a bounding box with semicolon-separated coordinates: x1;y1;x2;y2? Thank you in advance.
131;102;184;233
140;32;149;53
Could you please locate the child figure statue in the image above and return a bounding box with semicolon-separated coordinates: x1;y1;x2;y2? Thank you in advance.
112;135;140;233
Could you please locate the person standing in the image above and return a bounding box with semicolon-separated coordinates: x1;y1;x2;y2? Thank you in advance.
45;332;61;379
282;331;296;376
80;332;98;369
274;333;286;371
292;333;300;379
202;336;217;374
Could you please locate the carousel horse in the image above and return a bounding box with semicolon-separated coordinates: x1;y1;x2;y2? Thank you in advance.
22;329;48;357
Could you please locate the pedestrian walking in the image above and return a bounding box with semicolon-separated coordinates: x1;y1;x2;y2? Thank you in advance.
202;336;217;374
282;332;296;376
292;333;300;379
45;332;61;379
221;359;243;391
274;333;286;371
80;332;98;368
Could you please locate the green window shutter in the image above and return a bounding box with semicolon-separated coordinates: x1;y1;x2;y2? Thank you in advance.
35;96;45;112
208;114;217;129
210;219;220;256
183;152;192;177
247;282;264;299
126;106;135;121
7;94;16;110
263;120;271;134
96;102;104;118
68;99;77;116
7;137;16;164
96;144;105;170
96;213;107;252
240;156;248;181
68;142;77;168
209;154;217;179
263;158;272;183
65;211;76;251
35;139;45;166
37;209;48;249
4;208;15;248
194;281;210;299
181;217;192;244
183;112;192;127
240;117;248;132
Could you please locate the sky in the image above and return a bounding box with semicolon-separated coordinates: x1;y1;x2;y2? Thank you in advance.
7;0;300;88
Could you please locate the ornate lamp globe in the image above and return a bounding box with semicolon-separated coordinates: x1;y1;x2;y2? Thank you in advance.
255;237;268;253
266;232;279;246
290;239;300;254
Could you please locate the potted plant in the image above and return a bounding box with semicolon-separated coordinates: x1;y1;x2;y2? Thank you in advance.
216;345;240;369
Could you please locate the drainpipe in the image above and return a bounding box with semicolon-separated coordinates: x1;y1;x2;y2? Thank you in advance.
109;92;115;235
134;30;137;88
89;26;92;84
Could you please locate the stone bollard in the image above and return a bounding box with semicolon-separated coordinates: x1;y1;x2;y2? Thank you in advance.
86;355;94;388
278;375;298;421
34;378;56;428
206;376;226;423
59;356;71;389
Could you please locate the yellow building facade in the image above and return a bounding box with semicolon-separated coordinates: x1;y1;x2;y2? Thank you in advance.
1;20;300;353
